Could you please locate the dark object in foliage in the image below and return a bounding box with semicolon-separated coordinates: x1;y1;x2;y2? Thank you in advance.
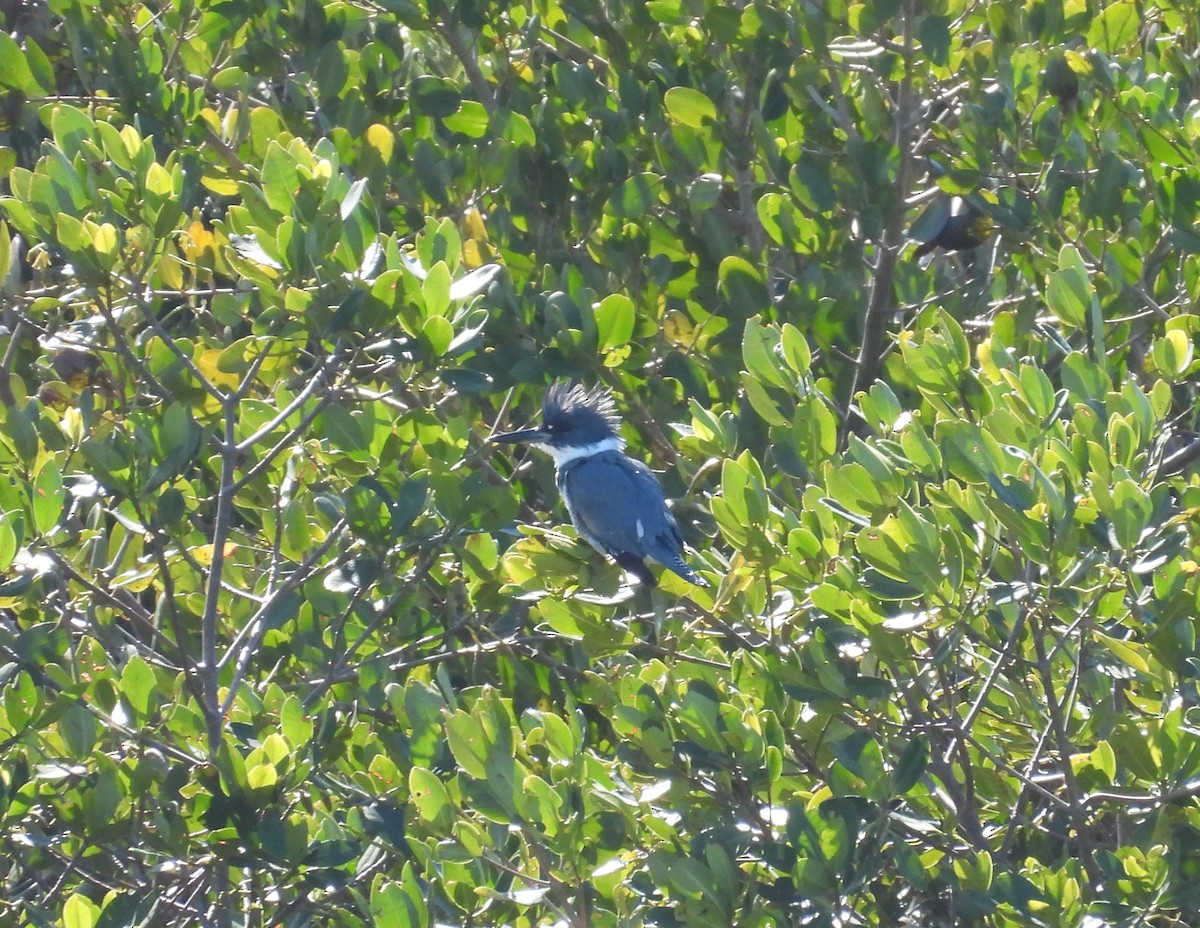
492;382;708;588
910;196;993;261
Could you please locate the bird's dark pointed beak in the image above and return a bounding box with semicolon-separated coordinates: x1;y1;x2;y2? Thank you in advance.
491;427;549;445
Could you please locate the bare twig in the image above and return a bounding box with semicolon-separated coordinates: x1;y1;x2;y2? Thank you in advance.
234;346;348;453
201;395;239;753
218;519;348;715
433;3;497;114
1030;613;1102;888
843;0;920;440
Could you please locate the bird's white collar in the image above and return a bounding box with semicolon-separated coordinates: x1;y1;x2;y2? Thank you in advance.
537;436;624;466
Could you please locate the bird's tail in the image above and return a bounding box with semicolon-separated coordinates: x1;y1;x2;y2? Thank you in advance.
615;552;658;587
663;555;709;587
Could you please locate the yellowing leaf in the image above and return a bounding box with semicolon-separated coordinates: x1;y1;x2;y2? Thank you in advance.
247;762;278;791
90;222;118;259
59;406;83;443
464;206;489;242
196;348;242;390
366;123;394;162
663;309;696;347
182;221;216;261
145;162;174;197
157;252;185;290
201;173;239;196
462;238;499;269
119;124;143;159
189;542;237;567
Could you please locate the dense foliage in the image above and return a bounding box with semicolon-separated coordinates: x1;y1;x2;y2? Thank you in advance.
2;0;1200;925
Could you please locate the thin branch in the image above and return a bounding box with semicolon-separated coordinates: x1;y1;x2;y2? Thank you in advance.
433;4;497;114
234;346;347;453
201;395;239;753
231;389;338;490
218;520;347;716
941;602;1030;765
1030;613;1103;888
843;0;921;439
232;335;280;401
0;318;27;406
1156;435;1200;478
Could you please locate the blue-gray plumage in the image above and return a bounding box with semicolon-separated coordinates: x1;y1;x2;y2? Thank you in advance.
493;382;707;587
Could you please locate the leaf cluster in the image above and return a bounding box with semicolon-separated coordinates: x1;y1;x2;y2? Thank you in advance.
1;0;1200;927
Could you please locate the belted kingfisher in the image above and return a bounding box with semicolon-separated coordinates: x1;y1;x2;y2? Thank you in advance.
493;382;708;588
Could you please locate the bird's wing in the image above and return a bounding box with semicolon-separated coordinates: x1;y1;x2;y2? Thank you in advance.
620;458;706;585
620;456;685;552
558;452;678;559
552;451;657;554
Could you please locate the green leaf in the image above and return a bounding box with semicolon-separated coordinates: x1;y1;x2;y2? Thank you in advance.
1151;329;1194;380
1087;0;1137;52
917;14;951;65
792;395;838;465
0;220;10;285
386;477;427;538
595;293;635;351
495;110;536;147
448;263;502;301
59;703;98;758
646;0;684;23
32;458;63;536
1107;478;1151;549
422;261;451;316
94;895;156;928
0;34;37;94
408;766;453;825
892;735;929;793
780;323;812;374
1047;245;1092;329
743;374;787;426
847;435;902;490
81;760;122;833
719;256;769;309
1091;740;1117;783
304;838;360;868
1061;352;1108;404
371;870;429;928
519;774;563;834
146;404;200;494
609;173;663;218
320;404;367;454
443;100;490;137
412;75;462;116
825;461;889;515
718;458;748;527
259;141;301;215
1092;631;1150;674
664;86;717;127
63;894;100;928
855;516;913;582
341;491;389;551
445;711;490;779
120;656;157;720
422;315;454;356
0;514;15;572
908;197;951;246
742;317;786;388
144;162;174;199
340;177;367;221
899;311;970;394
